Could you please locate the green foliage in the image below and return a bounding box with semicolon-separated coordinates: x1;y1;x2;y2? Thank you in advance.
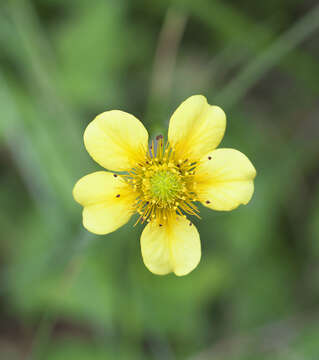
0;0;319;359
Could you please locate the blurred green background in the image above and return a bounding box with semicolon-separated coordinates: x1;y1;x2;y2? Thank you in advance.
1;0;319;359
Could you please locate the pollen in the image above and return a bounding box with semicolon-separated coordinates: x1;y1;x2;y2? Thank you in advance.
122;136;200;225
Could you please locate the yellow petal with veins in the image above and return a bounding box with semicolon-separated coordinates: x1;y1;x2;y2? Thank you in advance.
168;95;226;162
73;171;135;235
84;110;149;172
140;216;201;276
194;149;256;211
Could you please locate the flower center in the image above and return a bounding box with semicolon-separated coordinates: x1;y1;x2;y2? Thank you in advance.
123;136;200;226
149;170;182;204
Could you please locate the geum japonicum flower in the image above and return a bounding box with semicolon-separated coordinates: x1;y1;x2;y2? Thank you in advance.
73;95;256;276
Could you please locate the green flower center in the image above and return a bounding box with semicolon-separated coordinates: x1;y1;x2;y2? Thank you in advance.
122;135;199;225
149;170;182;204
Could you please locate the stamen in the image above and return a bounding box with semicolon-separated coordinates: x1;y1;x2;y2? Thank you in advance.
124;135;201;225
116;194;120;198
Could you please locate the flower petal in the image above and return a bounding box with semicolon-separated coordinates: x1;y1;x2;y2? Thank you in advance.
194;148;256;211
140;216;201;276
168;95;226;162
84;110;149;171
73;171;135;234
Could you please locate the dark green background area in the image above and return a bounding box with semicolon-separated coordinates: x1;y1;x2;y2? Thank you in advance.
1;0;319;359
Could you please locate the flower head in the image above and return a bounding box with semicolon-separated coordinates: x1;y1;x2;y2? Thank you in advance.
73;95;256;276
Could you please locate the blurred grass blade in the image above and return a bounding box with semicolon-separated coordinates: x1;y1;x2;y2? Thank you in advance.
215;3;319;107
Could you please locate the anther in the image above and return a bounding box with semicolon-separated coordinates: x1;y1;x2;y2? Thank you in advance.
116;194;120;198
156;134;163;141
189;222;192;226
113;174;118;177
159;224;163;227
208;156;212;160
206;200;210;204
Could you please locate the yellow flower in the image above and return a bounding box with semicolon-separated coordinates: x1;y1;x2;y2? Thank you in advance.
73;95;256;276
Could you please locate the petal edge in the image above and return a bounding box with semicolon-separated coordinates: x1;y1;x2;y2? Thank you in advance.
73;171;136;235
194;148;256;211
84;110;148;171
168;95;226;162
140;216;201;276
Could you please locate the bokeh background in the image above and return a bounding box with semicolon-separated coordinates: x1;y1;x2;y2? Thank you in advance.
1;0;319;359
